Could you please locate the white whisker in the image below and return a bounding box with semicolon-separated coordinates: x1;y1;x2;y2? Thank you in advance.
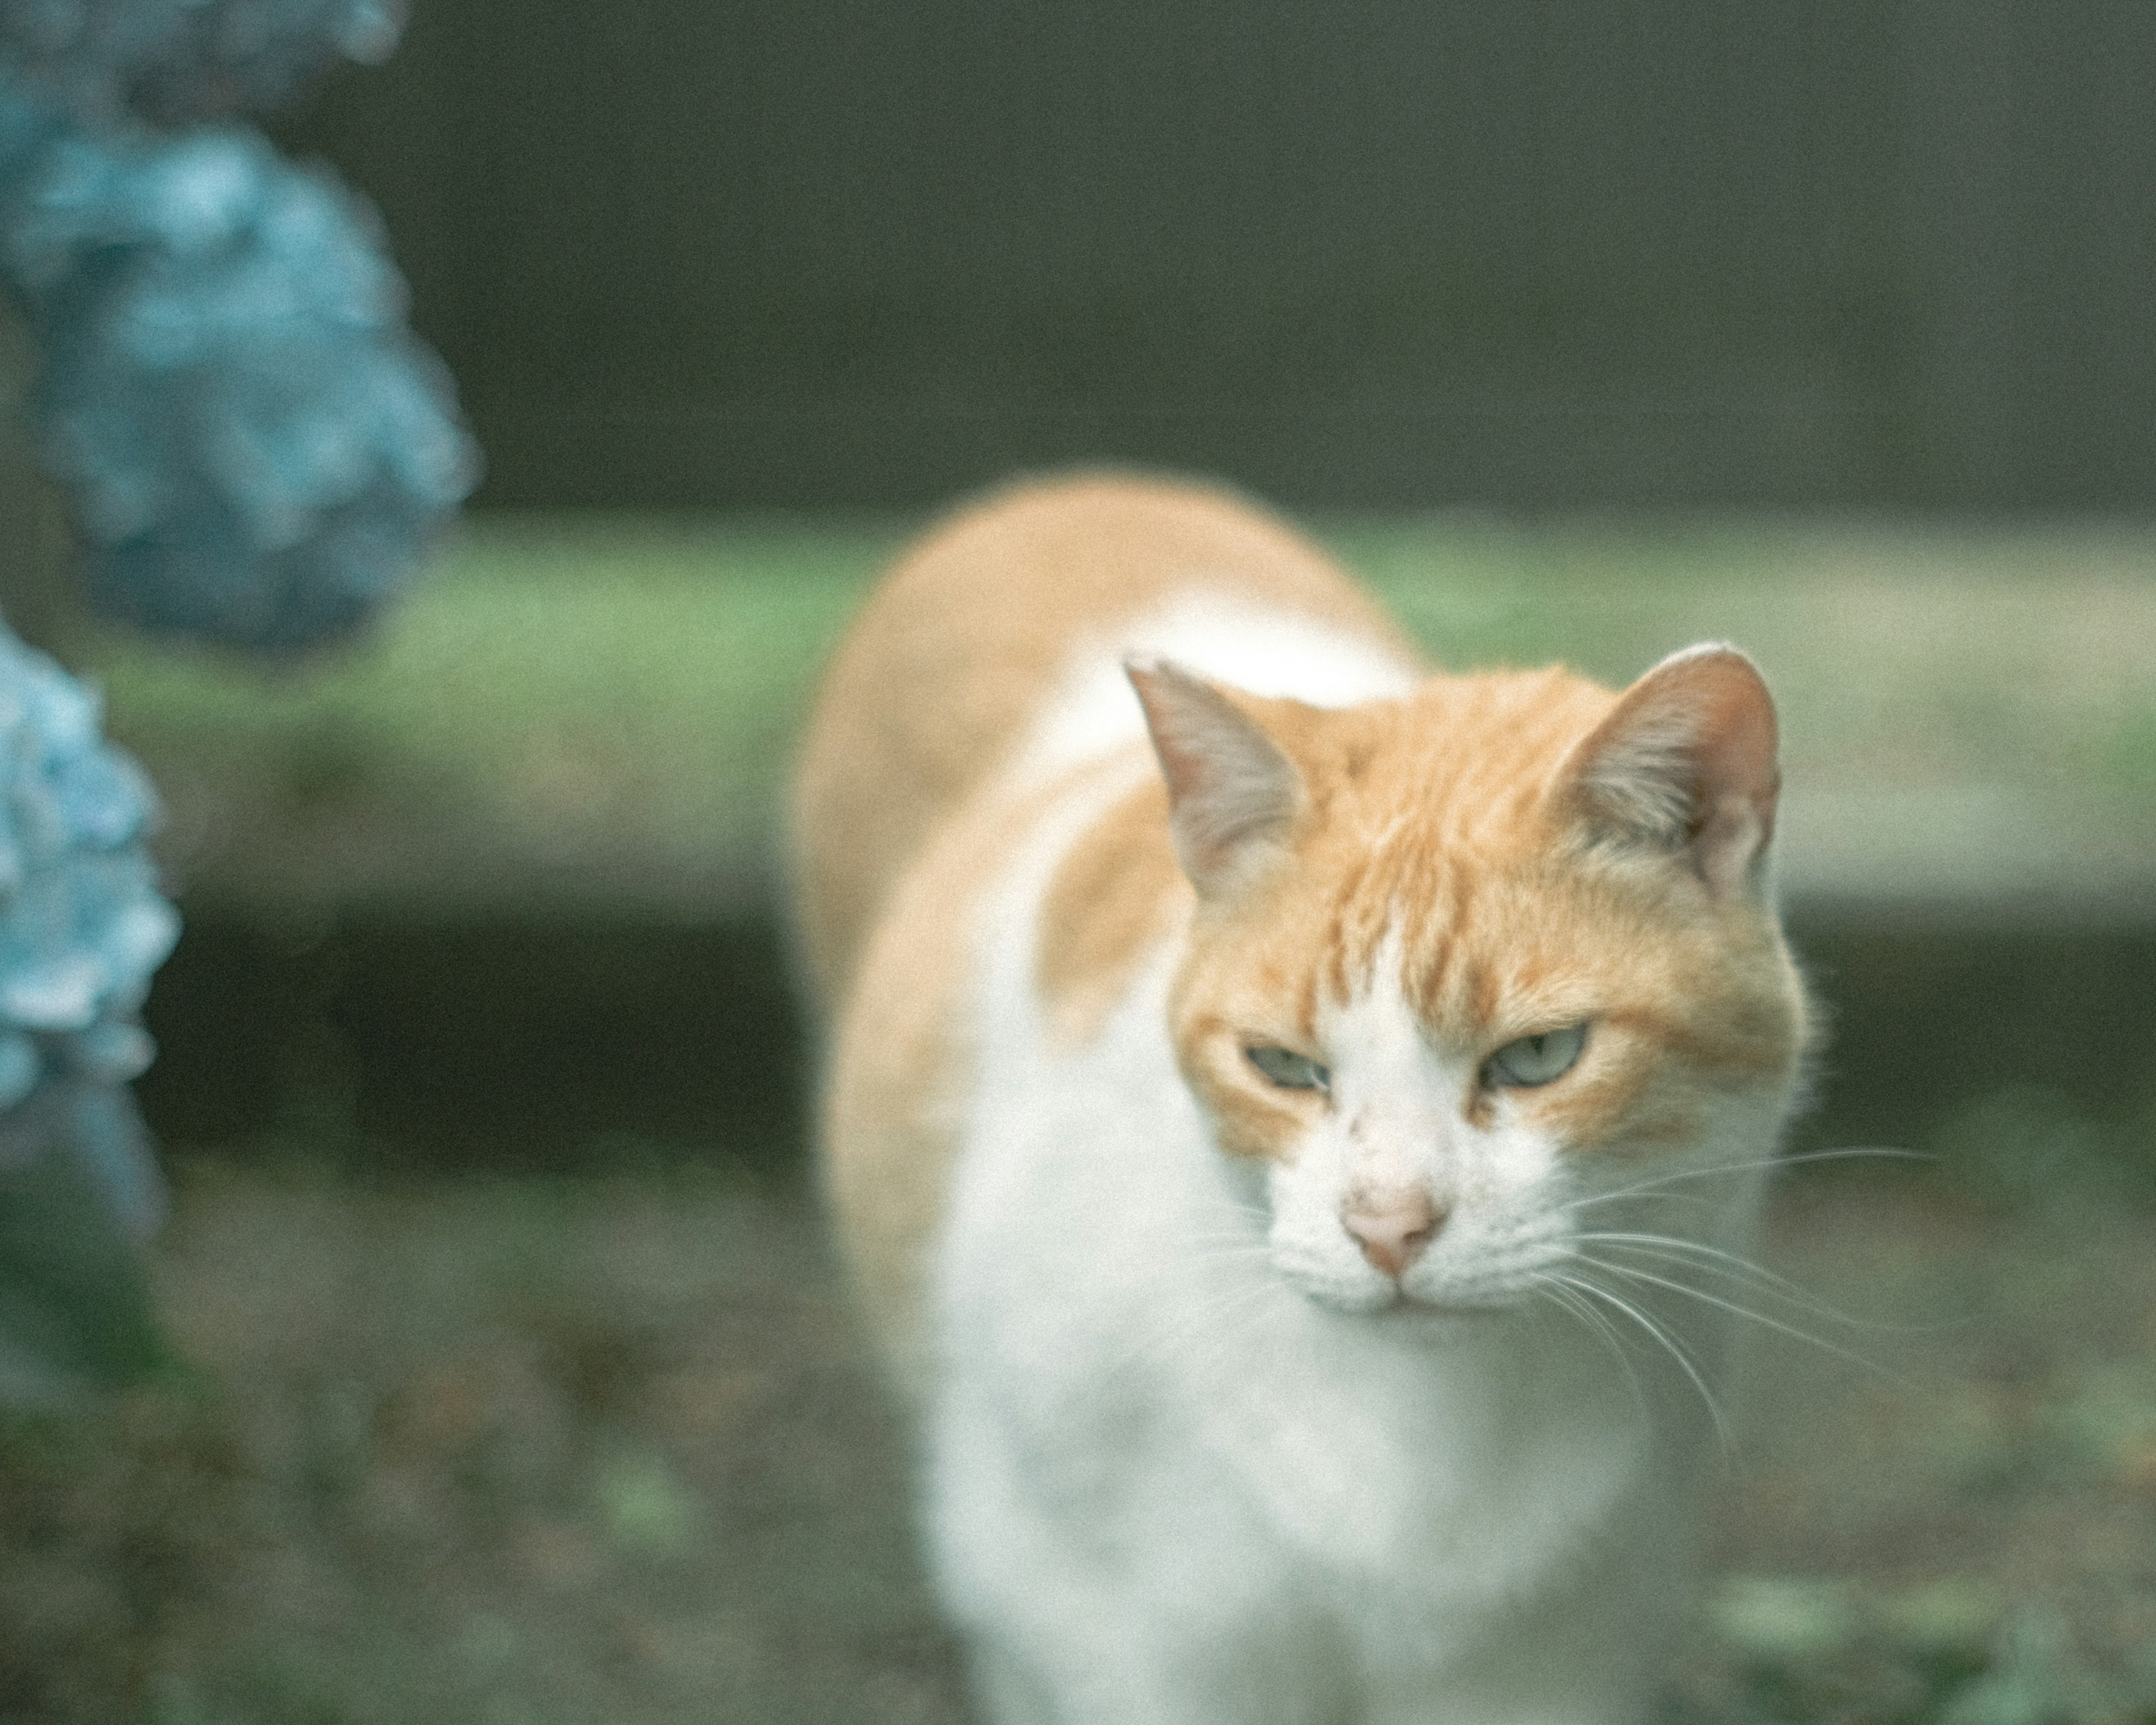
1564;1145;1931;1216
1533;1276;1650;1425
1572;1231;1929;1335
1556;1271;1732;1450
1575;1253;1908;1389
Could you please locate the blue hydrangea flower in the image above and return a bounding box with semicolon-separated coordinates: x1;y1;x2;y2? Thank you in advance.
0;0;463;1396
0;105;479;649
0;0;477;653
0;625;175;1239
0;0;404;124
0;95;478;650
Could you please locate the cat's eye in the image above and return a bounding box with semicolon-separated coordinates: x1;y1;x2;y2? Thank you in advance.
1245;1046;1330;1093
1484;1024;1588;1089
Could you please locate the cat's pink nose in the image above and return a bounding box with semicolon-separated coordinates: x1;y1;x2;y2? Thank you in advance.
1342;1191;1445;1280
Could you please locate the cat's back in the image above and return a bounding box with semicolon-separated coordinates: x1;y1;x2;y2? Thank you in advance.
789;470;1413;1008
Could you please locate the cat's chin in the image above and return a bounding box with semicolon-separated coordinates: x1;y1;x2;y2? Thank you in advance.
1381;1293;1523;1330
1290;1276;1527;1333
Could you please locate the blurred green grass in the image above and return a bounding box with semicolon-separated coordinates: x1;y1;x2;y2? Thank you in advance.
78;510;2156;919
82;517;898;916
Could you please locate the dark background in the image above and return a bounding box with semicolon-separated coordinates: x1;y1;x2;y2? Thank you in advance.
272;0;2156;513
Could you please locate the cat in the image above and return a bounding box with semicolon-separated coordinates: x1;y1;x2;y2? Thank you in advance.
789;472;1810;1725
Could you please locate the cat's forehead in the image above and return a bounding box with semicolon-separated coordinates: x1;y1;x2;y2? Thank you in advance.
1320;927;1466;1073
1278;676;1629;1034
1302;859;1616;1049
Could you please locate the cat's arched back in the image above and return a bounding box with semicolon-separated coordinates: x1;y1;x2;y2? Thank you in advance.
790;471;1415;1007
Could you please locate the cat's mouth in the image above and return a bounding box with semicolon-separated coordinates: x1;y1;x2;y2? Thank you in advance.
1306;1279;1529;1325
1272;1231;1557;1321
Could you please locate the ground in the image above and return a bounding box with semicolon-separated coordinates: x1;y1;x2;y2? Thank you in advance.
6;1133;2156;1725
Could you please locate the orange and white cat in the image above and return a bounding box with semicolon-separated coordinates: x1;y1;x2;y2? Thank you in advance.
791;473;1809;1725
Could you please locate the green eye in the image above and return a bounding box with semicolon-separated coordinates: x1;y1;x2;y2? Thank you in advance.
1484;1024;1588;1089
1246;1046;1331;1093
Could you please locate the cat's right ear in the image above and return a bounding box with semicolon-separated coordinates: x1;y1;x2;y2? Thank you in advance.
1126;658;1304;899
1558;643;1781;900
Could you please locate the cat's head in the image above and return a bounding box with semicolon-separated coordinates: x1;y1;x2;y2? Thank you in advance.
1129;646;1810;1319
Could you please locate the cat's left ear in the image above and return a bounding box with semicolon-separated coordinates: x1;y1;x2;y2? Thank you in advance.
1559;644;1780;898
1126;658;1305;899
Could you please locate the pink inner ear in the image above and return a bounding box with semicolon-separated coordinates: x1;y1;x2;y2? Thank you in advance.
1566;645;1781;897
1127;659;1303;897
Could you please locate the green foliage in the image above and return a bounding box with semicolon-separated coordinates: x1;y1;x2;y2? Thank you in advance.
1696;1578;2156;1725
1935;1085;2156;1216
0;1137;167;1403
84;518;896;913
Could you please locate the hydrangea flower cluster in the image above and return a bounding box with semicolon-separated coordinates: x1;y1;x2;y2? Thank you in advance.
0;2;467;1393
0;0;477;651
0;0;404;122
0;626;175;1241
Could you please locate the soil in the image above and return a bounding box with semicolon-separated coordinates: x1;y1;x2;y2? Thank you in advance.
4;1144;2155;1725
